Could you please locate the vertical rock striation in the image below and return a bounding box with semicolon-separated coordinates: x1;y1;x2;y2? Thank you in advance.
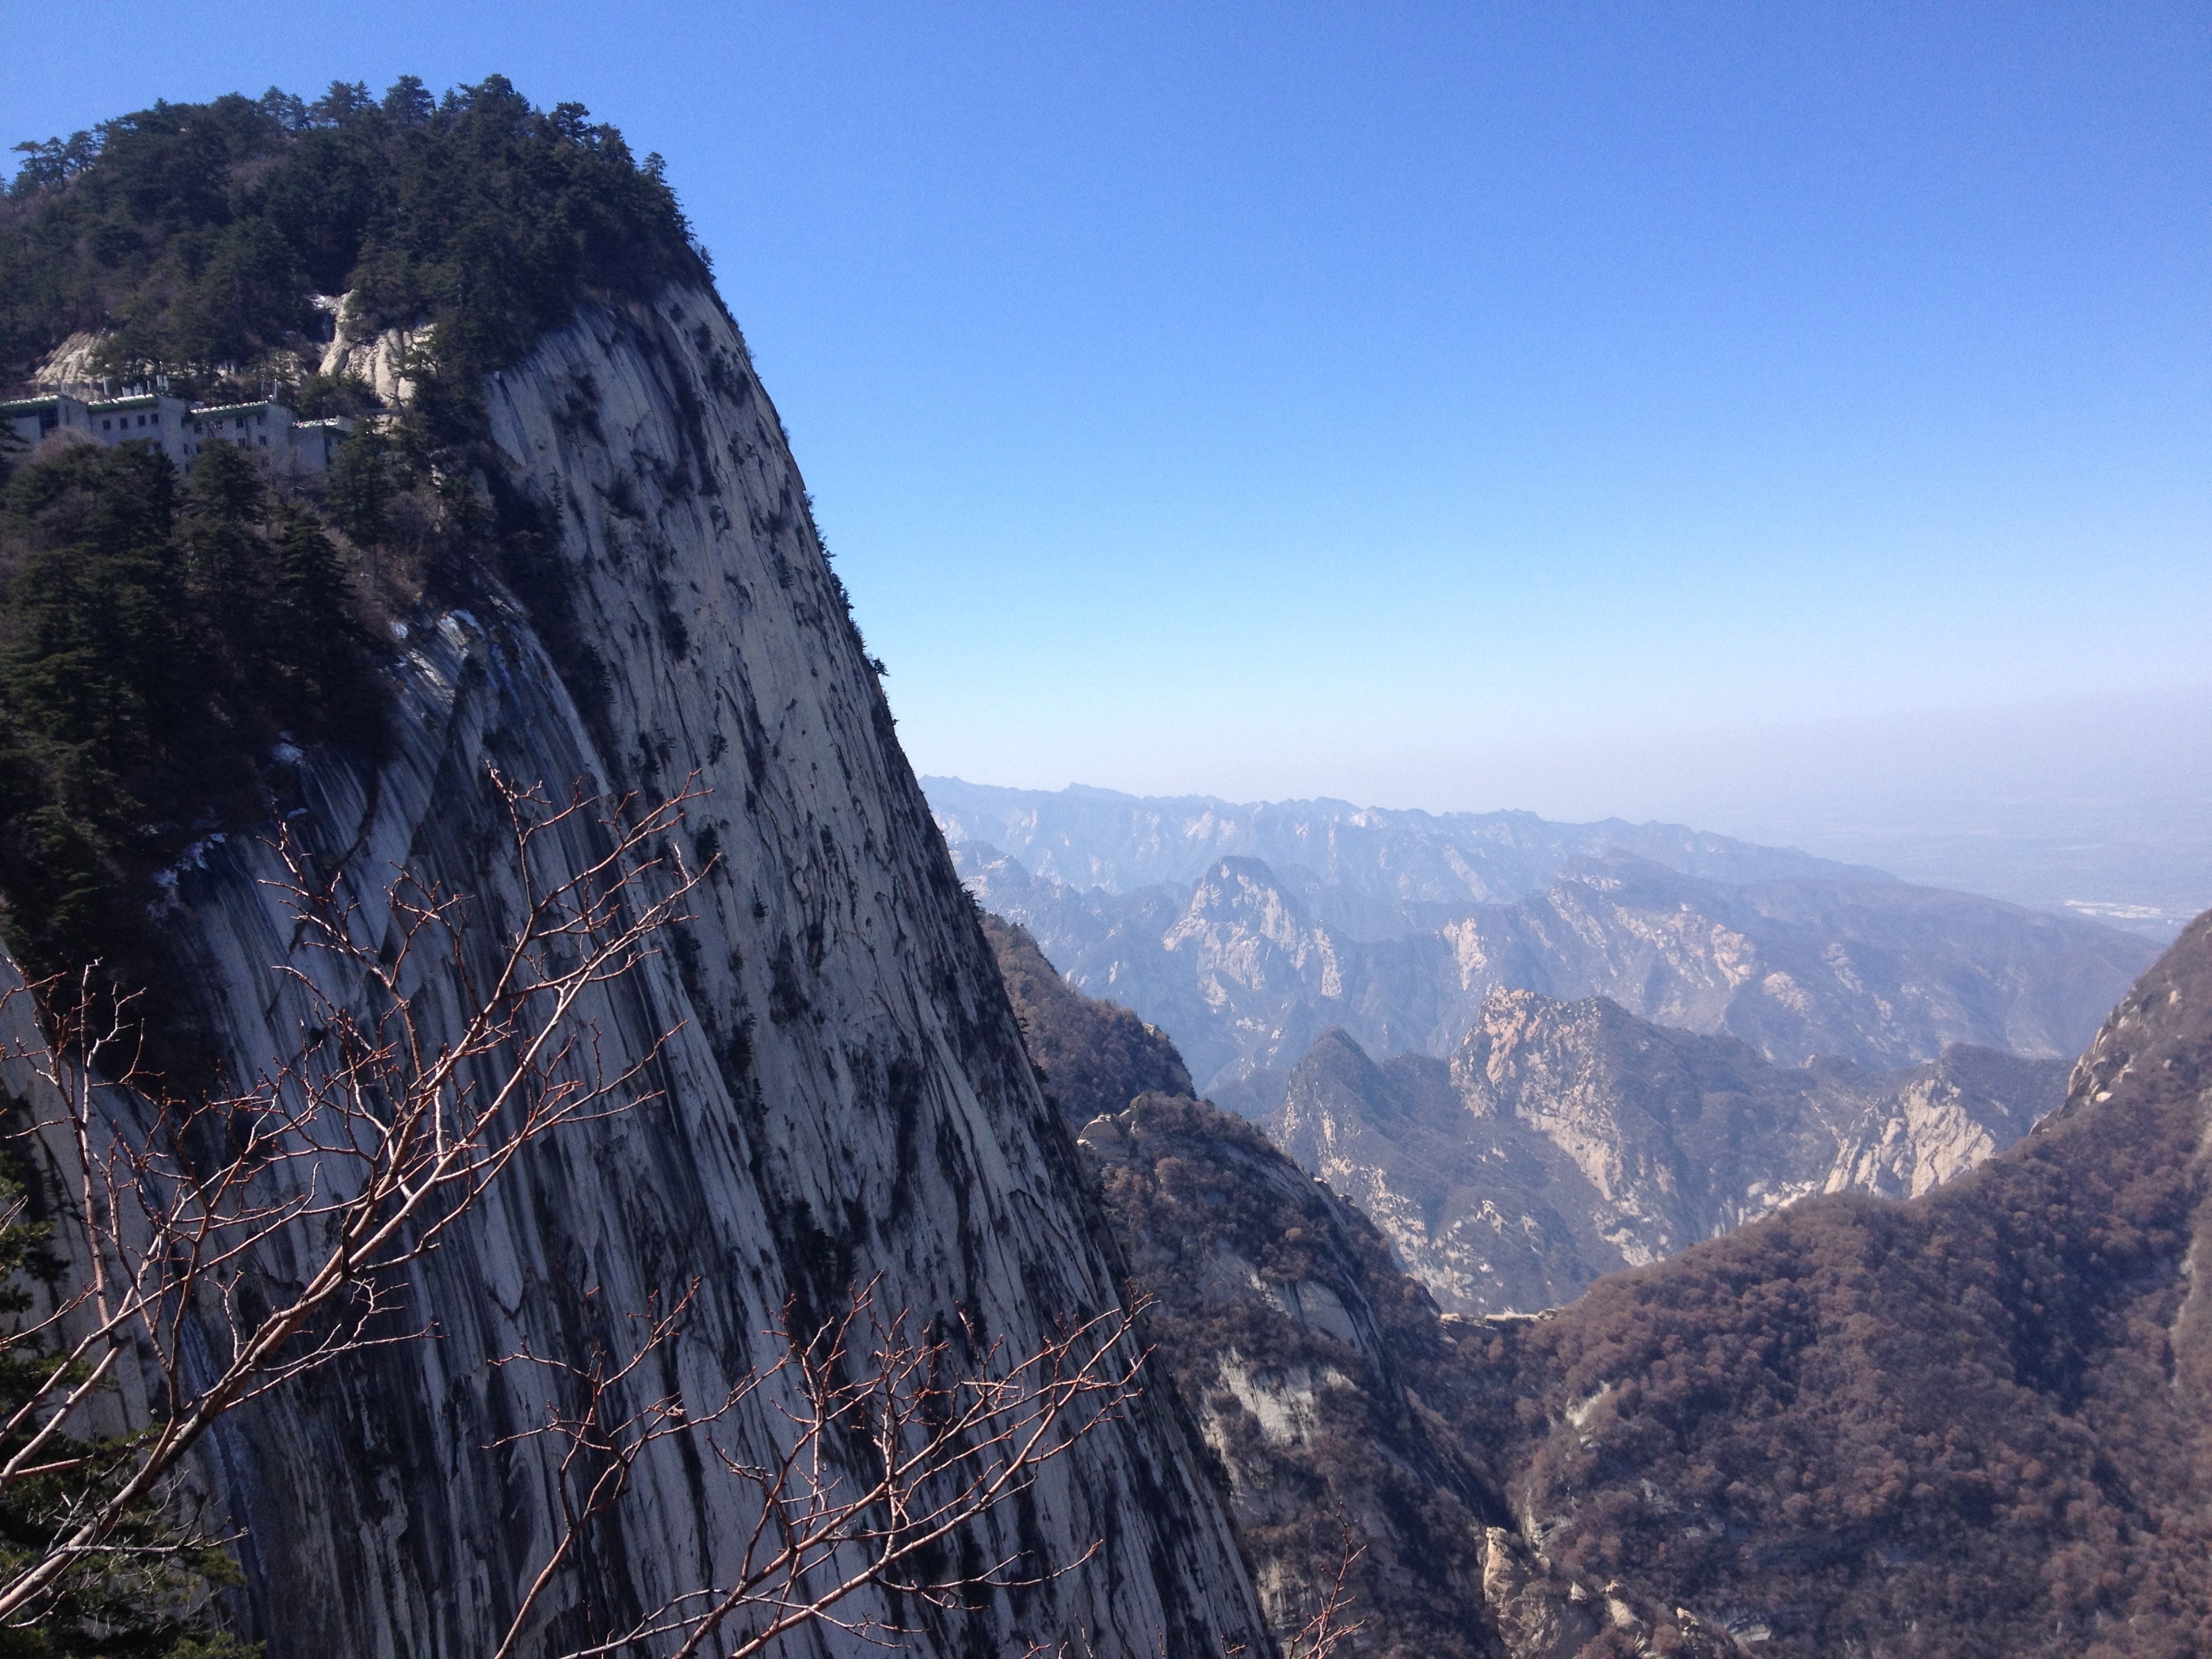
14;289;1266;1656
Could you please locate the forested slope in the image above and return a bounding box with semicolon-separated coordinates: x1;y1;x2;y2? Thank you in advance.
1439;908;2212;1656
989;902;2212;1658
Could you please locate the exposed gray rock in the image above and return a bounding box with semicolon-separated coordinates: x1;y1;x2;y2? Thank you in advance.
320;314;430;403
31;329;104;387
11;289;1266;1658
1076;1094;1501;1657
955;836;2148;1091
1266;993;2068;1314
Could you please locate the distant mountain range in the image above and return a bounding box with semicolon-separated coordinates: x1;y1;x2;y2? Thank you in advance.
930;779;2156;1092
1262;996;2065;1315
928;777;1883;919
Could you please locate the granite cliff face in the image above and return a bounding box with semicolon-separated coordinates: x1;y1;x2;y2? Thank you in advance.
951;824;2148;1091
5;289;1265;1656
1265;995;2066;1314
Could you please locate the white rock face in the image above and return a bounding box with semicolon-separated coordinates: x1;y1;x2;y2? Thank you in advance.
16;288;1265;1657
944;798;2156;1092
31;330;103;386
321;316;430;403
1267;991;2070;1315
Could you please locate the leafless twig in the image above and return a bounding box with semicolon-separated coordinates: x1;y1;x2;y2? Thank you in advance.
492;1276;1149;1659
1282;1513;1366;1659
0;767;705;1627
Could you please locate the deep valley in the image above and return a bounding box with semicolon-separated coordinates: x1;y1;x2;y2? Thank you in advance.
0;68;2204;1659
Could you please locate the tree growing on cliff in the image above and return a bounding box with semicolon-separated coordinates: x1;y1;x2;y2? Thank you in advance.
0;438;387;1033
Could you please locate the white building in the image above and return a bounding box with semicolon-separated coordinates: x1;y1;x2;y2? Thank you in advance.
2;391;352;477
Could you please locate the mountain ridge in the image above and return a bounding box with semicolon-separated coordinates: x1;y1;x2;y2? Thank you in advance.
1264;995;2066;1314
959;832;2152;1090
984;882;2212;1656
926;774;1891;914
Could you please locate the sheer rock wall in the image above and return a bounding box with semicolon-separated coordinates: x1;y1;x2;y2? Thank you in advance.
16;289;1266;1658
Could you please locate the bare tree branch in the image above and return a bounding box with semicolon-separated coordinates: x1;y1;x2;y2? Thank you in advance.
488;1276;1150;1659
0;764;1214;1659
0;767;707;1628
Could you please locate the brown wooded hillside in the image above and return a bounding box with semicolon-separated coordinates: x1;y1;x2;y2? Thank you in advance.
980;913;1191;1124
1433;908;2212;1656
987;903;2212;1658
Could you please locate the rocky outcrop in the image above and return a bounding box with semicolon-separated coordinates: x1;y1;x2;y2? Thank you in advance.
954;831;2148;1090
1078;1096;1495;1656
1267;993;2065;1313
30;329;104;387
320;314;430;403
1425;909;2212;1656
15;287;1267;1657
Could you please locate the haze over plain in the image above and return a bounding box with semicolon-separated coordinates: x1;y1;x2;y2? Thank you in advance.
7;1;2205;920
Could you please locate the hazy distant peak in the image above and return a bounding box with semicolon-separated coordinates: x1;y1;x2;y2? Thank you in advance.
924;775;1891;905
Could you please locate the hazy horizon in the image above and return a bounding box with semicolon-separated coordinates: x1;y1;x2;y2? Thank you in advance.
12;4;2205;937
922;680;2212;937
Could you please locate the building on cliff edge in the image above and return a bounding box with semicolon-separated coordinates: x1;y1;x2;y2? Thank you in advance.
1;390;352;476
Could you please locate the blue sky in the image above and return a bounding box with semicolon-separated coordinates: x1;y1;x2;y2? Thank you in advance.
5;3;2208;901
